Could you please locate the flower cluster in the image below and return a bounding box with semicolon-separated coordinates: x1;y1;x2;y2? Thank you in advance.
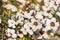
1;0;60;40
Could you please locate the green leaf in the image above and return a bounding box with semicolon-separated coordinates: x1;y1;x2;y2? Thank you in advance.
31;0;37;4
40;0;44;6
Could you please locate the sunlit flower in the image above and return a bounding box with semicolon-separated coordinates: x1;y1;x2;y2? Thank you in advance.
23;22;33;35
12;34;17;39
37;29;49;39
20;27;27;35
35;11;43;20
28;30;33;35
40;18;48;24
44;0;50;6
56;0;60;5
4;4;17;12
17;30;24;38
15;12;24;25
35;4;40;11
2;0;60;40
18;34;24;38
24;11;33;19
56;12;60;17
8;19;16;28
31;3;35;8
29;18;42;31
45;17;59;32
42;6;53;18
42;6;50;11
37;0;41;3
5;28;16;38
16;0;25;4
7;38;16;40
49;1;58;10
43;11;53;18
30;10;36;18
2;0;8;2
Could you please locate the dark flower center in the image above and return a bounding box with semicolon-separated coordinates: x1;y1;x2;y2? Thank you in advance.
39;29;44;35
54;1;57;6
19;31;22;33
47;10;51;13
33;21;38;26
31;12;35;16
50;22;55;27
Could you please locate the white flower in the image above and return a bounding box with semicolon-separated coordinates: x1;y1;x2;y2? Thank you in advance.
17;30;24;38
31;3;35;8
8;19;16;28
16;13;24;19
15;12;24;25
49;1;58;10
42;6;53;18
16;12;24;18
30;10;36;17
0;19;1;23
16;0;25;5
17;34;24;38
24;11;32;19
56;12;60;17
42;33;49;39
16;0;25;3
24;22;30;29
4;4;17;12
45;17;59;32
20;27;27;35
23;22;33;35
35;4;40;11
44;0;50;6
4;4;13;9
11;6;17;12
35;11;43;20
5;28;15;37
37;0;41;3
6;28;17;38
42;11;53;18
2;0;8;2
25;20;29;23
37;33;49;39
7;38;13;40
12;34;17;38
42;6;51;12
27;29;33;35
56;0;60;5
37;36;42;39
40;18;48;24
29;18;42;31
7;38;16;40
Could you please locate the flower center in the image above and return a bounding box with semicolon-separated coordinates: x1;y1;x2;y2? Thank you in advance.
54;1;57;6
39;29;44;35
31;12;35;16
19;31;22;33
33;21;38;26
48;0;50;2
47;10;51;13
50;22;55;27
